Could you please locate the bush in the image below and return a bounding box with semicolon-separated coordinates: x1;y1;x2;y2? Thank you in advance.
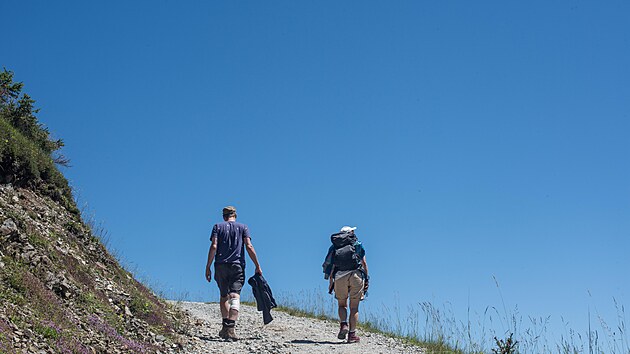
0;69;76;213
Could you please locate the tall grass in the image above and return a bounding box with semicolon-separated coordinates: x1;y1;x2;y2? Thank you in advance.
274;288;462;353
268;285;628;354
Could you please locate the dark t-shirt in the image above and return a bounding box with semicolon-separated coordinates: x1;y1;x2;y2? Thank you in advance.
211;221;251;265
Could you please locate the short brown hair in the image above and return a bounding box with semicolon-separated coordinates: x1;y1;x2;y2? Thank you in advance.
222;206;237;217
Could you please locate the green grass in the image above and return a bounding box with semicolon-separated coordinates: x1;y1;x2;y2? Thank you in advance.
33;323;61;340
0;117;77;214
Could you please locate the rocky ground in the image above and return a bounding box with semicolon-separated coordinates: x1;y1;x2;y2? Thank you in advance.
175;301;427;354
0;185;191;353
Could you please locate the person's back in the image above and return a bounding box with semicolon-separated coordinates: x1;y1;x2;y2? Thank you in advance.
212;221;249;266
324;226;369;344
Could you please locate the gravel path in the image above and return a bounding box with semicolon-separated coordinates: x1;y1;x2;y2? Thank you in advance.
173;301;426;354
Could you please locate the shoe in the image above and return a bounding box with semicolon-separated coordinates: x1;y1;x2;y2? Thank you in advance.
218;325;229;339
226;327;239;341
347;331;360;343
337;322;349;340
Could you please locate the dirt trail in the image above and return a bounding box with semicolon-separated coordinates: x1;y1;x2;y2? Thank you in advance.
174;301;426;354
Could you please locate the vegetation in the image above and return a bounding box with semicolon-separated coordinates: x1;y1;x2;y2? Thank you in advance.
0;69;186;353
492;333;518;354
0;186;184;353
0;68;76;213
263;288;629;354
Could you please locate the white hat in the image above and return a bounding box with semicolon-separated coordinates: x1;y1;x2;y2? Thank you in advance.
340;226;357;232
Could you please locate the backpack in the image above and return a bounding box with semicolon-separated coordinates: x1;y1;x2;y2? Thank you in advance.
330;232;361;271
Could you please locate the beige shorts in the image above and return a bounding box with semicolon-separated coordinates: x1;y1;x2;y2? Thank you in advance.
334;271;365;302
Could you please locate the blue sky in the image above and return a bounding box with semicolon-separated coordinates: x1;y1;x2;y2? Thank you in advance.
3;0;629;347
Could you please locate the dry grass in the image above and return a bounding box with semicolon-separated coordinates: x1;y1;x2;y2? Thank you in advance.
241;286;630;354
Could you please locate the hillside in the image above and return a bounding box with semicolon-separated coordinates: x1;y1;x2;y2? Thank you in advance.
0;185;196;353
0;70;198;353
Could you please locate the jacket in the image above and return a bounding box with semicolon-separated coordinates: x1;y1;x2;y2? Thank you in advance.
247;273;277;325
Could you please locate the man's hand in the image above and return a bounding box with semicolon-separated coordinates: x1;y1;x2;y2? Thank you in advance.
364;278;369;292
255;267;263;276
205;265;212;282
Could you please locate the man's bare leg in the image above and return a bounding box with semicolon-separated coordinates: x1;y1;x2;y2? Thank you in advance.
218;295;231;339
220;295;229;319
337;299;348;322
349;298;360;332
337;299;349;339
222;293;240;340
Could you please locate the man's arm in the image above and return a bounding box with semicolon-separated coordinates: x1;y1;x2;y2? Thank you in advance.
361;256;369;290
205;237;217;282
245;237;263;275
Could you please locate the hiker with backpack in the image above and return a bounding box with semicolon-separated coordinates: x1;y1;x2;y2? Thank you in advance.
322;226;370;343
205;206;263;341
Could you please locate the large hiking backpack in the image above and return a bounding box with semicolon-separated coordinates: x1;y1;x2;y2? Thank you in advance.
330;232;361;271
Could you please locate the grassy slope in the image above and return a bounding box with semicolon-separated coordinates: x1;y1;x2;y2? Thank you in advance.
0;186;188;353
1;94;189;351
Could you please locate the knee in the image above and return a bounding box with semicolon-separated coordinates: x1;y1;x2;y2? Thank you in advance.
350;307;359;313
228;296;240;311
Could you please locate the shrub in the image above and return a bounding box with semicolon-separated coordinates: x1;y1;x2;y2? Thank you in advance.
492;333;518;354
34;321;61;340
0;69;76;214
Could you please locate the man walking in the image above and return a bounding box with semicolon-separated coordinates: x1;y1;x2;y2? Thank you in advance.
205;206;263;341
323;226;369;343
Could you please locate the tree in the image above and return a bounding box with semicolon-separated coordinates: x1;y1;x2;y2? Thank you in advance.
0;68;67;163
0;68;75;212
0;68;24;105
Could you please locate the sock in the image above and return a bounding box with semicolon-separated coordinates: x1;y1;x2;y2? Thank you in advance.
223;319;236;328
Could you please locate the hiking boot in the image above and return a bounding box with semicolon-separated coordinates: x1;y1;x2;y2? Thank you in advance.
218;325;229;339
337;322;349;340
347;331;360;343
226;327;239;341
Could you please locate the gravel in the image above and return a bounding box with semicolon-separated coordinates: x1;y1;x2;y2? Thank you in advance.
173;301;427;354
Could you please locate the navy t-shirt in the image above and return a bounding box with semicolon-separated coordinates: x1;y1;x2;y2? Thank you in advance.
211;221;251;265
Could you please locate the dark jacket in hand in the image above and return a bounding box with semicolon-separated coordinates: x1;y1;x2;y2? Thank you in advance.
247;273;277;325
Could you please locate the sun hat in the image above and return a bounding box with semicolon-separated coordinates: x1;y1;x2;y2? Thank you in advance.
340;226;357;232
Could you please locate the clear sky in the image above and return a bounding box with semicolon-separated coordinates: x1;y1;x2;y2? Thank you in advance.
3;0;629;348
